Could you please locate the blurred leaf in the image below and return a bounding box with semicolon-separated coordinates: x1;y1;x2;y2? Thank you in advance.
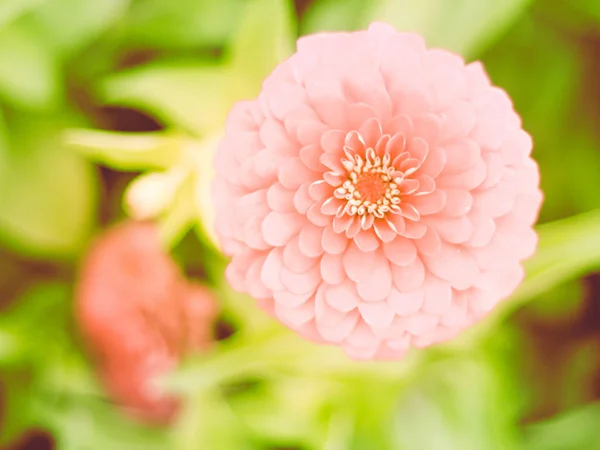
392;353;522;450
193;133;222;250
157;170;197;249
303;0;531;57
482;15;583;222
0;369;36;445
0;25;61;110
171;390;250;450
41;397;169;450
19;0;129;57
301;0;373;34
0;117;98;258
522;403;600;450
100;62;231;135
120;0;247;49
0;0;45;28
227;0;296;99
371;0;532;57
65;129;183;171
465;210;600;340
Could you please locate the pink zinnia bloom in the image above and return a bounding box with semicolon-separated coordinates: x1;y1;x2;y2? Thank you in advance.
212;23;543;360
76;221;218;422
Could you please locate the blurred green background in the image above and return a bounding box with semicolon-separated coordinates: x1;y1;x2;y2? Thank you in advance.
2;0;600;448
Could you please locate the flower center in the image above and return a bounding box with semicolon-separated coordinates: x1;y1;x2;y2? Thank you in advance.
334;148;402;219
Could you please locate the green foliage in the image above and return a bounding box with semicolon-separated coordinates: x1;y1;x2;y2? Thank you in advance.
303;0;532;57
0;115;98;258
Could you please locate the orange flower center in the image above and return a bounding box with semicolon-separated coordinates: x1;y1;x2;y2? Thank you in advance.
333;148;403;219
355;172;389;203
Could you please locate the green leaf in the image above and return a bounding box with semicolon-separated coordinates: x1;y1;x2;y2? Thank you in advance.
171;391;250;450
302;0;531;57
227;0;296;99
392;353;522;450
0;0;45;28
301;0;373;34
18;0;130;57
522;403;600;450
482;15;583;222
370;0;532;57
0;24;61;110
64;129;183;171
119;0;247;49
0;116;98;258
464;210;600;341
100;62;231;135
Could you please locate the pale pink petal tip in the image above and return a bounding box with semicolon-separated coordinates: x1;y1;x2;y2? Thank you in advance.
212;22;543;361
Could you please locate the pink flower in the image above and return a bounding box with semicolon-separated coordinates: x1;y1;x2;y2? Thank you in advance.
212;23;543;360
76;221;218;423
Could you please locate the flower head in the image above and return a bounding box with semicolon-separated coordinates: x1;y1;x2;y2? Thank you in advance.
76;221;218;422
212;23;543;360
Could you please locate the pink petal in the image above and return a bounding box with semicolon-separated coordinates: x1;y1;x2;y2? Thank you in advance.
342;241;375;282
465;213;496;247
344;130;366;154
415;226;441;256
322;225;348;254
407;137;429;164
374;219;398;243
321;129;345;153
298;223;325;258
273;290;312;308
387;287;423;316
382;236;417;266
261;247;284;291
345;320;381;349
307;202;331;226
316;309;359;342
440;100;476;140
246;256;271;298
283;236;319;273
354;230;380;252
418;144;446;178
278;157;315;190
441;139;481;175
324;278;361;312
320;253;346;284
358;301;395;327
422;243;478;289
435;215;474;244
358;117;383;148
293;184;314;214
437;159;486;189
299;144;325;171
274;300;315;327
404;313;438;335
309;180;332;202
472;180;517;218
320;153;345;173
267;183;296;213
333;214;353;233
399;220;427;239
320;197;343;215
412;113;441;144
399;204;420;221
262;212;303;246
409;189;446;215
441;189;473;217
385;132;407;156
297;121;328;146
356;255;393;302
281;265;321;295
414;175;435;195
422;276;452;314
391;257;425;292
